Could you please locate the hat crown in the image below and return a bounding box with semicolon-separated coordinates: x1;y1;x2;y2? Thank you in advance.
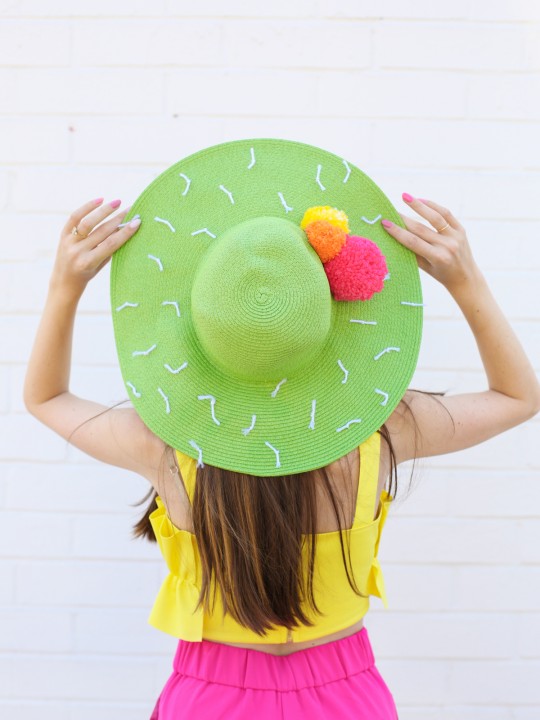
191;216;332;382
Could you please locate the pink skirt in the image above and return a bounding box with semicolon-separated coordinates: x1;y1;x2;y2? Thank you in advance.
150;626;398;719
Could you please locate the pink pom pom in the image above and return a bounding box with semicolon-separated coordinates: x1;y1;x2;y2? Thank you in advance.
324;236;388;302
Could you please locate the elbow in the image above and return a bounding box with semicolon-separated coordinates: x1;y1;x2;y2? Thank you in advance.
524;391;540;420
23;394;40;419
529;399;540;419
22;387;35;416
22;384;45;419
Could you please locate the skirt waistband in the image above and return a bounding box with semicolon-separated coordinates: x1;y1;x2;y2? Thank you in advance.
172;627;376;692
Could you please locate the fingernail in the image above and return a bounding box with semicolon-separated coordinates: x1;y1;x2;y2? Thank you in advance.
129;218;141;229
94;197;104;204
381;219;393;228
402;192;414;203
418;198;428;203
110;199;122;208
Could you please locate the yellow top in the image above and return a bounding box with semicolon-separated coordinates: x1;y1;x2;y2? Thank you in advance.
148;430;392;643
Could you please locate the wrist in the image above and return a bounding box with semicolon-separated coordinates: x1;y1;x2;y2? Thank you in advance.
446;264;486;300
48;276;85;305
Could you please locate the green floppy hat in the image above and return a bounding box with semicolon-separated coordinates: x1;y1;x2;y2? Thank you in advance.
110;138;423;476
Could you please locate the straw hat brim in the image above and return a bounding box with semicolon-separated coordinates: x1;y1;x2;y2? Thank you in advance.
110;138;423;476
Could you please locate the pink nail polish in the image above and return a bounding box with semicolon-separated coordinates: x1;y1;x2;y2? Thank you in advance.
402;192;414;203
381;219;393;228
110;199;121;208
94;197;104;204
418;198;428;203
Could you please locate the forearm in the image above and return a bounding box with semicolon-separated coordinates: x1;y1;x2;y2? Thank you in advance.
23;280;83;410
448;268;540;411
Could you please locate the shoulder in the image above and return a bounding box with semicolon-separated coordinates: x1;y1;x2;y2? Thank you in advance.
102;408;169;486
383;389;443;466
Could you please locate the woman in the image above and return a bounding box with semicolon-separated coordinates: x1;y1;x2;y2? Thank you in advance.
23;139;540;719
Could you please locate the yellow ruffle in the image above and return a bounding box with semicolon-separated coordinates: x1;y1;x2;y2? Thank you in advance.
365;494;391;608
148;496;204;640
148;572;204;641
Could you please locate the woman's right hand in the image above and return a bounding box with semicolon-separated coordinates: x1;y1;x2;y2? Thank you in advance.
383;194;540;469
380;193;481;293
50;197;141;297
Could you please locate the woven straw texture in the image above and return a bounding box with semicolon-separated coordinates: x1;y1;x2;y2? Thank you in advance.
110;138;423;476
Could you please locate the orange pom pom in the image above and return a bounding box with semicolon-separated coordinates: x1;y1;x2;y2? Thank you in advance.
304;221;347;263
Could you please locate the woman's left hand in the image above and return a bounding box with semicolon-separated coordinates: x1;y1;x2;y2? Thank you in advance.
381;193;480;293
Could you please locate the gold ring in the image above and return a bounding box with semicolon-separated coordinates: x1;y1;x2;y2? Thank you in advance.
437;222;450;233
71;225;88;239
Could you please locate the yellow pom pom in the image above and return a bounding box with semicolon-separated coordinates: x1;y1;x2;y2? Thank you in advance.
300;206;350;233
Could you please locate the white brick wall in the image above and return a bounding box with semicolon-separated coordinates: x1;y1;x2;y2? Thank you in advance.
1;3;539;718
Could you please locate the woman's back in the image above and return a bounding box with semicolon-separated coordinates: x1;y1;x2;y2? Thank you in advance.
158;442;390;536
148;431;393;654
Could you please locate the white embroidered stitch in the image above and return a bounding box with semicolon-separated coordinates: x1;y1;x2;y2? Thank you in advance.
336;418;362;432
189;440;204;468
148;254;163;271
164;362;188;374
126;381;141;398
316;164;326;191
384;273;391;281
278;192;293;213
361;214;382;225
271;378;287;397
375;389;389;406
179;173;191;196
265;441;281;468
118;214;140;228
219;185;234;204
337;359;349;384
132;343;157;357
242;414;256;436
157;387;170;414
162;301;181;317
191;228;217;238
401;301;424;307
198;394;221;426
350;319;377;325
116;302;139;312
342;159;351;183
154;217;176;232
309;400;316;430
248;147;256;169
374;347;400;361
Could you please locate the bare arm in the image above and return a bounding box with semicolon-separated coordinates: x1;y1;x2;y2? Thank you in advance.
23;198;165;481
382;195;540;465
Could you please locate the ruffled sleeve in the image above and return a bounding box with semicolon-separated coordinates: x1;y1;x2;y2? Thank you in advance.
364;492;392;608
148;496;204;641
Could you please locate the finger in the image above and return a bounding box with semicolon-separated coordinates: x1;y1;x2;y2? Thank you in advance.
415;197;465;233
381;218;443;266
62;197;105;236
80;208;131;250
398;212;444;245
401;193;452;234
89;217;142;267
71;198;123;239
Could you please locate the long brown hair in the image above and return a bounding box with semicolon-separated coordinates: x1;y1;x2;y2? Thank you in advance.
132;389;452;636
